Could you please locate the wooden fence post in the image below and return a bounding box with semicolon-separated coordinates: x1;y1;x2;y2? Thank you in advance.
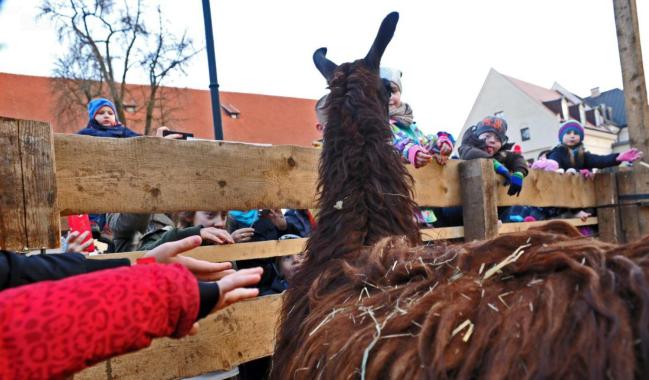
616;168;649;242
594;172;622;243
0;118;60;250
460;159;498;241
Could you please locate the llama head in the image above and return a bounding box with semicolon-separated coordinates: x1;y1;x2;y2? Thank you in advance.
306;11;419;262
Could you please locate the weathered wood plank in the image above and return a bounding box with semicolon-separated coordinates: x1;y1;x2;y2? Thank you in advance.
0;118;27;250
594;172;621;243
55;135;320;214
617;169;649;242
497;169;596;208
75;294;283;380
460;159;499;241
19;120;60;249
89;238;307;264
409;160;462;207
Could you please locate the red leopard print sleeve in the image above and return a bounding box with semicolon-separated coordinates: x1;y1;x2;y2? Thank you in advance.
0;263;199;379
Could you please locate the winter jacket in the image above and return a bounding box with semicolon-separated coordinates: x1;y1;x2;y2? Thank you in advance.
107;213;175;252
0;263;209;379
459;132;529;176
547;144;619;171
77;119;140;138
283;209;314;238
139;225;204;251
0;250;129;290
390;120;452;167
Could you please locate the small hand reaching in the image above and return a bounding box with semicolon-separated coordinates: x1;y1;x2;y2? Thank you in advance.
143;235;235;281
64;230;94;254
617;148;643;163
231;227;255;243
200;227;235;244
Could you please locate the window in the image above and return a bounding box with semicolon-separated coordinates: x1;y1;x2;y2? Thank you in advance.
520;127;531;141
494;110;505;118
124;103;137;113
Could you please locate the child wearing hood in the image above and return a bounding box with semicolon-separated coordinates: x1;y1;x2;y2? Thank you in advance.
77;98;140;138
547;120;643;176
380;67;454;168
459;116;528;197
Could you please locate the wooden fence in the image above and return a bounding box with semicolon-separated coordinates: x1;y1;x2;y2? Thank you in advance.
1;118;645;379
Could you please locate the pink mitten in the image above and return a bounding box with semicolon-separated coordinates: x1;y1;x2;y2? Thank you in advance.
531;159;559;172
579;169;594;179
617;148;643;162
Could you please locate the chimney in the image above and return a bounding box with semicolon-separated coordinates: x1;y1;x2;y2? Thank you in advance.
590;87;601;97
579;103;586;125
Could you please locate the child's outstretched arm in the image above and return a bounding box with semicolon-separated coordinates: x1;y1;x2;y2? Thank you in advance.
428;132;455;165
392;130;430;168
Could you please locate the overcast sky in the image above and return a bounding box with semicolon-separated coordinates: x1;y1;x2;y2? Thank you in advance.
0;0;647;137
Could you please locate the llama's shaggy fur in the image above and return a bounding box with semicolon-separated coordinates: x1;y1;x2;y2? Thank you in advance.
271;12;649;380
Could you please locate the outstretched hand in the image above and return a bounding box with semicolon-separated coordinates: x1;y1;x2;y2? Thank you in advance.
617;148;643;163
189;267;262;336
143;235;235;281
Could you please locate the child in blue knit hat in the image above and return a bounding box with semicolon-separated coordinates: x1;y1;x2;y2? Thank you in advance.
547;119;643;176
77;98;140;138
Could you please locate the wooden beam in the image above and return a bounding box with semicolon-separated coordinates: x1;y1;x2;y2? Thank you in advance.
19;120;60;249
89;237;308;264
0;118;59;250
409;160;462;207
497;169;596;208
613;0;649;156
460;159;498;241
0;118;27;250
617;169;649;242
594;172;622;243
75;294;283;380
55;135;320;214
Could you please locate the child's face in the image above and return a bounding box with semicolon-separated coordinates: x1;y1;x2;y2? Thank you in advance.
478;132;502;156
279;254;302;280
94;106;117;127
562;130;581;147
193;211;227;229
388;83;401;109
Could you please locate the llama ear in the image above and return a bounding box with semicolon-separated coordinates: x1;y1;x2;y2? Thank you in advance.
313;47;338;82
364;12;399;70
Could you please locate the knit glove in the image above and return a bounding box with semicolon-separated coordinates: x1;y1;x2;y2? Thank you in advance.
493;160;511;185
508;171;524;197
579;169;594;179
616;148;643;163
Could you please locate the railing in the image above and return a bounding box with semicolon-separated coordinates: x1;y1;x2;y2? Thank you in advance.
1;117;635;379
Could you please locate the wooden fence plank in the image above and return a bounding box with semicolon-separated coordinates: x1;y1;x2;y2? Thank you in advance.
460;159;499;241
19;120;60;249
498;217;598;234
594;172;622;243
55;135;320;214
497;169;596;208
89;238;308;264
0;118;27;250
54;135;597;215
75;294;283;380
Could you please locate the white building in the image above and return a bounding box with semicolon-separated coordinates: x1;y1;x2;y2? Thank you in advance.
458;69;621;161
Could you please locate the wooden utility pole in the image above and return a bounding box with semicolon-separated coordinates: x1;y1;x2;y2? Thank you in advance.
613;0;649;156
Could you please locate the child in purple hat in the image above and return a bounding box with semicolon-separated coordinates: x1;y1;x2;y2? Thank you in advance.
547;119;642;176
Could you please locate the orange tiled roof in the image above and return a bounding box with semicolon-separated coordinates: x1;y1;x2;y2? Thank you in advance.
0;72;322;146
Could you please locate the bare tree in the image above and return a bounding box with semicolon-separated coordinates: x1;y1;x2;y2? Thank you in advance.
40;0;199;133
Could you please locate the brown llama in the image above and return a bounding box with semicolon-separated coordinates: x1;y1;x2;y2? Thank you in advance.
272;12;649;380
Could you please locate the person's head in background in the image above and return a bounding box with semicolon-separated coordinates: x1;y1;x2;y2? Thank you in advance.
473;116;509;156
558;120;585;148
380;67;402;110
88;98;119;127
176;211;227;229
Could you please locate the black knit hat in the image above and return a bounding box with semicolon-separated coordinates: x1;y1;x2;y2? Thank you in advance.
473;116;508;144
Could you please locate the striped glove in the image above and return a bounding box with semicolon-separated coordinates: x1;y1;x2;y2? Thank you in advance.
493;160;511;185
508;171;524;197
